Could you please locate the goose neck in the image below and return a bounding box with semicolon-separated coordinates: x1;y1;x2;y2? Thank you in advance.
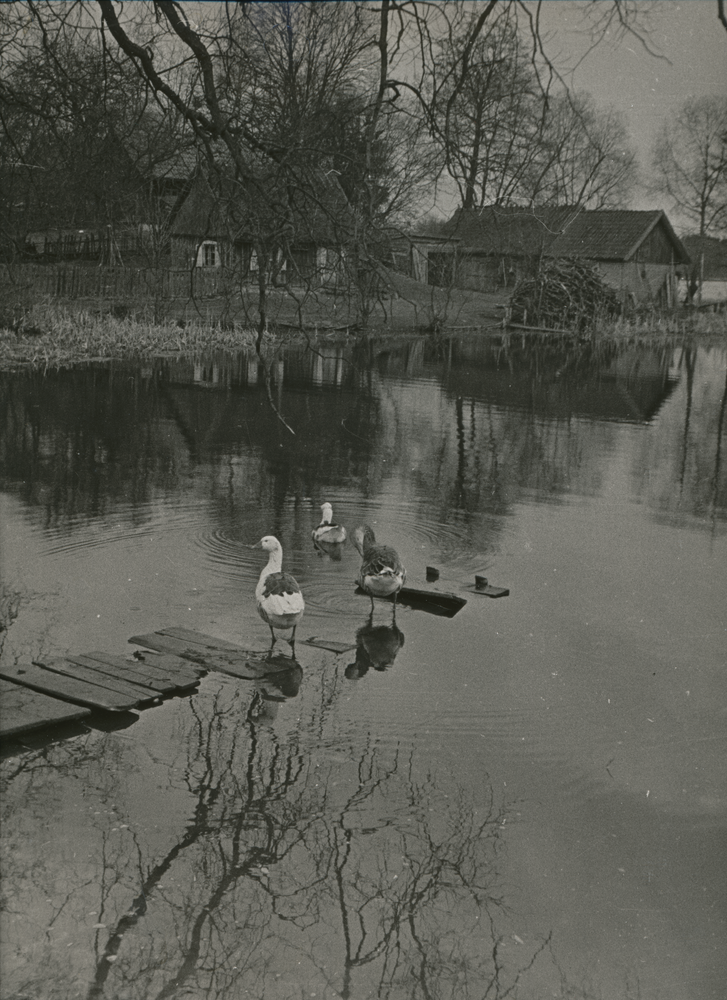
262;547;283;577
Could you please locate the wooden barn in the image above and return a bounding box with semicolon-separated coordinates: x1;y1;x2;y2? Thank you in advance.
389;233;461;286
436;206;690;309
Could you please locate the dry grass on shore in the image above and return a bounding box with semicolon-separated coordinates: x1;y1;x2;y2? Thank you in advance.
0;303;261;369
0;297;724;370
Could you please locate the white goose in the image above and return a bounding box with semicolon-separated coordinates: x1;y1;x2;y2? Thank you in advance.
253;536;305;649
312;502;347;545
352;524;406;610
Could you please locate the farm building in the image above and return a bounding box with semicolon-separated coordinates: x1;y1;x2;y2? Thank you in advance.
389;233;462;286
5;142;198;265
170;167;353;287
434;206;690;309
680;235;727;307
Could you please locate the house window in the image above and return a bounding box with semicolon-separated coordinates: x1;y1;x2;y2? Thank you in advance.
196;241;219;268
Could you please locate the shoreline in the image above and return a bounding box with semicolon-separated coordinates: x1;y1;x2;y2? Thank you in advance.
1;302;725;372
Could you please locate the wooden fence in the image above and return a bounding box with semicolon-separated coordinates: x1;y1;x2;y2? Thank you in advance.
0;264;247;303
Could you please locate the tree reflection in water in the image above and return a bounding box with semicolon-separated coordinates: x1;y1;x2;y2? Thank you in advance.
3;334;721;999
1;664;548;1000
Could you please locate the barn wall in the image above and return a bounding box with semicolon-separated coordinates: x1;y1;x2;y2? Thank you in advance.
455;253;536;292
635;222;677;266
596;261;676;307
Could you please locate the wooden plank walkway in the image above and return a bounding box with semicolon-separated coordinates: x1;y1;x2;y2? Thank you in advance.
128;626;295;677
0;648;204;739
0;627;314;740
5;607;484;740
0;679;91;739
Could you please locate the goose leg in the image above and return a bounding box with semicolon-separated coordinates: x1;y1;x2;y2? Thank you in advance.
268;624;277;647
289;625;297;650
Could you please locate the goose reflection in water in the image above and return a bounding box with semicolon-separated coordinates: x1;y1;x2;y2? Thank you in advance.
345;613;405;679
247;653;303;724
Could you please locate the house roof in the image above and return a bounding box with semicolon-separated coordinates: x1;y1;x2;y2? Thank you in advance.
171;166;352;245
681;235;727;279
149;148;200;182
441;206;690;264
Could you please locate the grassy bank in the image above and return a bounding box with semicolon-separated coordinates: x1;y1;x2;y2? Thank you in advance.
0;294;724;370
0;276;507;368
0;304;261;369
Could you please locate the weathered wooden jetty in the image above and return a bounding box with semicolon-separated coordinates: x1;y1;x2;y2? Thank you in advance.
0;580;508;741
0;626;318;741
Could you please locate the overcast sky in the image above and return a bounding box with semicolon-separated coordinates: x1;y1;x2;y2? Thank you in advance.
428;1;726;222
540;0;727;214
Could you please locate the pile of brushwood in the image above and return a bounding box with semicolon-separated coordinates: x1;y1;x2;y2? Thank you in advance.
509;258;621;332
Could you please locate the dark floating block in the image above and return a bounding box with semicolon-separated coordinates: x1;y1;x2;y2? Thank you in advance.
467;583;510;598
425;566;440;581
355;585;467;617
475;575;488;590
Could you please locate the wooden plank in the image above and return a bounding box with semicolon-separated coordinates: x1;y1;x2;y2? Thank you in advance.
38;656;164;705
0;679;91;738
129;631;217;663
302;637;357;654
84;651;202;691
128;630;294;678
465;585;510;598
0;662;144;712
354;585;467;618
68;652;179;689
129;651;205;683
158;626;262;654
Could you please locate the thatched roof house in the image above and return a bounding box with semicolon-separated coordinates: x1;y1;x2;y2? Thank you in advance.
170;164;353;285
437;206;690;308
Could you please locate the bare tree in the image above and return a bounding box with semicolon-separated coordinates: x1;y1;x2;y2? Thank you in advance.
523;92;638;208
650;95;727;236
429;9;544;209
0;7;194;269
0;0;663;341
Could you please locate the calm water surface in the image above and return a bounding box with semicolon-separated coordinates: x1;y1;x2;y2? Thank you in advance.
1;332;726;1000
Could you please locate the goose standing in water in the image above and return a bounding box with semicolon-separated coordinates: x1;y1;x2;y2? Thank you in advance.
352;524;406;612
312;502;347;545
253;535;305;650
312;502;347;560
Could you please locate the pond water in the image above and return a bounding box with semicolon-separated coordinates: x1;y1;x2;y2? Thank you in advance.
1;331;726;1000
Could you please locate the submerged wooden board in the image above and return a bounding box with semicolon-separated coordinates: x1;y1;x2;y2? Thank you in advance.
128;627;292;678
159;626;257;652
0;661;144;712
465;585;510;598
0;678;92;738
355;585;467;618
302;637;358;654
68;652;202;694
36;657;162;707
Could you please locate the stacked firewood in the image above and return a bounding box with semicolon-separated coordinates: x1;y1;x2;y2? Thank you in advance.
509;257;621;331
